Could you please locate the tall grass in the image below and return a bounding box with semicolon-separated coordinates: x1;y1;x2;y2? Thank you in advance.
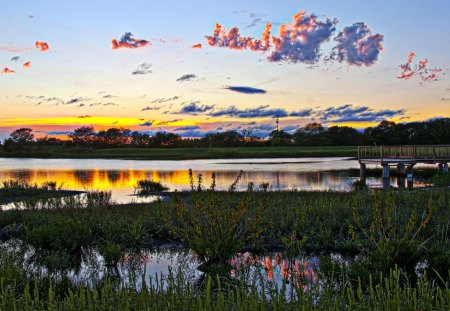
0;267;448;310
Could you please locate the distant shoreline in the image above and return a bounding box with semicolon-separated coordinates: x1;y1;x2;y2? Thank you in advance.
0;146;358;161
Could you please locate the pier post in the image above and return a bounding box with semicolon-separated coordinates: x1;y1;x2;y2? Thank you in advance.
406;165;414;189
438;163;443;172
444;163;449;174
397;163;406;188
360;163;366;184
382;164;390;190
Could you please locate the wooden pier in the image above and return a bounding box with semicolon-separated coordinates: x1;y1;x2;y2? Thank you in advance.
358;145;450;188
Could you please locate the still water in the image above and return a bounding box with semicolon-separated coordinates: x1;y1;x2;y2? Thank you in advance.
0;157;428;204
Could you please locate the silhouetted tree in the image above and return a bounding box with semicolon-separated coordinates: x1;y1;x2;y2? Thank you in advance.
69;126;96;146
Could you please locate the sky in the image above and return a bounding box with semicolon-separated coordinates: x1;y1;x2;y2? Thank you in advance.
1;0;449;140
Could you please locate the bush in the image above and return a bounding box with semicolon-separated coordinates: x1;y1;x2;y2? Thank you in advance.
134;179;168;194
160;170;267;269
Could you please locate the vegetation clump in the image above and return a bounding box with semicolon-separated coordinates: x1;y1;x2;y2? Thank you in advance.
134;179;168;195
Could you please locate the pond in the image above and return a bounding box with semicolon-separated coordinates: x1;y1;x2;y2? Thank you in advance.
0;157;433;204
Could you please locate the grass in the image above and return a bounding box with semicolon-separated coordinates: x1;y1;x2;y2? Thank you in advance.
0;182;449;309
135;179;169;194
0;180;82;205
0;145;358;160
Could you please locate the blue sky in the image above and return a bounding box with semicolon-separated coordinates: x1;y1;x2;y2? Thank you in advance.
1;0;449;139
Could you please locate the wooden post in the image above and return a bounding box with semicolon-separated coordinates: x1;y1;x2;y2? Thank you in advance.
382;164;390;190
360;163;366;184
444;163;449;174
438;163;443;172
406;165;414;189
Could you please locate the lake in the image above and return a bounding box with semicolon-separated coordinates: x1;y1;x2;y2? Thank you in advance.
0;157;430;204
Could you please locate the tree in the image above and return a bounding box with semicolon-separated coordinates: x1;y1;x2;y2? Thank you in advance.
68;126;96;146
269;130;293;146
294;122;329;146
325;126;362;146
9;128;34;144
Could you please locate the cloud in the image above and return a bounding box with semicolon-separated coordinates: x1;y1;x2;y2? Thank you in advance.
23;61;31;68
65;97;90;105
35;41;49;51
102;94;118;99
192;43;202;48
174;126;201;131
206;23;272;51
139;121;154;126
103;102;118;106
289;109;313;117
11;56;21;62
210;105;288;118
441;98;450;101
141;106;161;111
2;67;15;74
150;96;180;103
318;104;405;123
132;62;152;75
176;74;198;82
175;102;215;115
224;86;267;94
397;52;443;82
155;119;182;126
269;11;337;63
112;32;150;49
329;23;383;66
43;131;72;135
78;115;91;118
1;45;24;52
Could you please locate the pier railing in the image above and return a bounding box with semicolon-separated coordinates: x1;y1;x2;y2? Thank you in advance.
358;145;450;162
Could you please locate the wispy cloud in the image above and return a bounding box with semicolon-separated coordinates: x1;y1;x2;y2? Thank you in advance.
139;120;154;126
176;74;198;82
329;22;383;66
191;43;202;48
65;97;91;105
174;125;201;131
150;96;180;103
35;41;49;51
132;62;152;75
10;56;21;62
23;61;31;68
397;52;443;82
210;105;287;118
112;32;150;49
224;86;267;94
141;106;161;111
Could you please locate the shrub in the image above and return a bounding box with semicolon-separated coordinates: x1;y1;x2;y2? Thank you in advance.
134;179;168;195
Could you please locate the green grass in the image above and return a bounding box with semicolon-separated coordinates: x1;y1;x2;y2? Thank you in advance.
1;187;450;309
0;145;358;160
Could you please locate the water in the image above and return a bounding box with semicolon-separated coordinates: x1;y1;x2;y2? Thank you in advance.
0;157;433;204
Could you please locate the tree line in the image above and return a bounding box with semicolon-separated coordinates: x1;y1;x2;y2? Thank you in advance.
1;118;449;151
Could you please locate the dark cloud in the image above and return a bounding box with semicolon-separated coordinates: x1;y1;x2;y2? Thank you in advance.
141;106;161;111
112;32;150;49
175;102;215;115
132;62;152;75
282;125;299;132
176;74;198;82
329;22;384;66
441;98;450;101
103;102;118;106
319;104;405;123
139;121;154;126
224;86;267;94
210;105;288;118
78;115;91;118
43;131;72;135
10;56;21;62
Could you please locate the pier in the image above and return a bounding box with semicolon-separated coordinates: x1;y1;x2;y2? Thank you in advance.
358;145;450;188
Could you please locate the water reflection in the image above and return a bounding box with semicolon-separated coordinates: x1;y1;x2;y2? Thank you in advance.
0;158;433;204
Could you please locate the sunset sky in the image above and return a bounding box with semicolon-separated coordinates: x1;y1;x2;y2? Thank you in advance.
1;0;449;140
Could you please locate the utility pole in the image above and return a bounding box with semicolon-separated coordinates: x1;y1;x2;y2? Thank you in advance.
275;114;279;137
